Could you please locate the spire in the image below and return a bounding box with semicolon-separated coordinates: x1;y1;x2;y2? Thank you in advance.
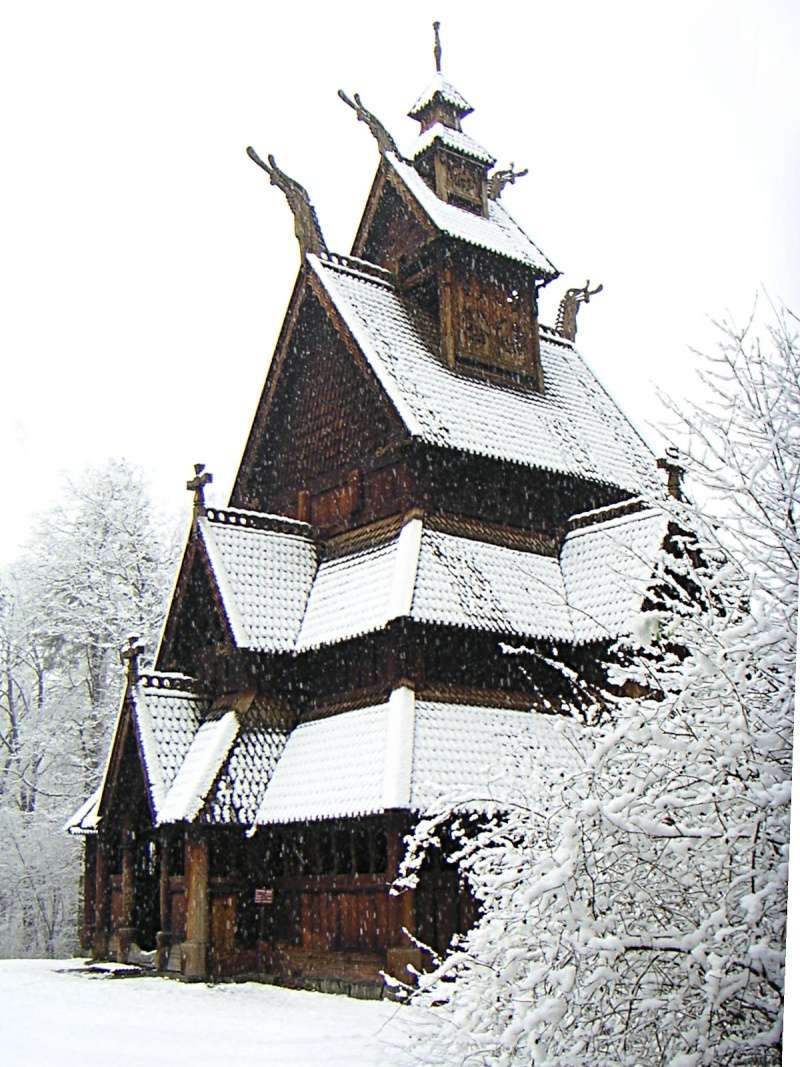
408;21;473;132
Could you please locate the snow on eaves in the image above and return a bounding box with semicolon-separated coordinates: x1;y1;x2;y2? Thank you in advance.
132;679;208;819
411;701;584;812
256;703;389;824
411;123;496;166
65;787;101;835
255;692;584;824
387;155;556;274
199;515;317;651
158;711;239;825
561;507;670;643
309;255;656;494
409;73;473;116
204;716;289;825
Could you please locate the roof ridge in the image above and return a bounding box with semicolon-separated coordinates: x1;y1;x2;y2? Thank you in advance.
205;505;313;538
567;497;651;533
316;251;394;287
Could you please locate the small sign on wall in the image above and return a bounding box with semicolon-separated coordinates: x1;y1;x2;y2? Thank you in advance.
254;887;274;905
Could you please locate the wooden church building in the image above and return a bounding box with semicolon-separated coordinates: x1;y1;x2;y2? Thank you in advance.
69;28;668;993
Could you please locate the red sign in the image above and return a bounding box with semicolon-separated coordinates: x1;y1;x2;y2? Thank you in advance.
254;887;274;905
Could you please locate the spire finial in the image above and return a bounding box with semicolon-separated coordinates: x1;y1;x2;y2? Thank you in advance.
433;20;442;73
186;463;213;513
120;634;145;685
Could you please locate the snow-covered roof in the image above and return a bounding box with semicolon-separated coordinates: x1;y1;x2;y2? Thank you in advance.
257;701;392;824
409;74;473;117
158;711;239;825
411;122;496;166
561;507;670;643
208;501;669;654
256;689;584;823
386;155;557;274
204;711;289;825
131;677;209;818
198;509;317;652
310;254;655;493
65;787;101;835
296;520;421;650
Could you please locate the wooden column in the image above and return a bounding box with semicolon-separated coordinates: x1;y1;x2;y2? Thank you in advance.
183;830;209;980
117;825;137;961
155;832;171;971
93;837;109;959
80;837;97;953
384;812;422;981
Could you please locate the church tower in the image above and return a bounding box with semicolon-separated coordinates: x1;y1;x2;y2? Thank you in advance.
69;25;666;992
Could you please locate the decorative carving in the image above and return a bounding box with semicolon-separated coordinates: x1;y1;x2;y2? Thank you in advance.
186;463;212;512
455;272;534;373
443;156;484;209
555;281;603;341
337;91;400;158
487;163;529;201
246;148;328;257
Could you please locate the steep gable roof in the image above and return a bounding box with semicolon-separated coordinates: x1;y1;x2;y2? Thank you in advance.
309;254;656;493
384;155;557;274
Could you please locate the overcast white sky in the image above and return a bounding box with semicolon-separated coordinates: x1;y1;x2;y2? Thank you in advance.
1;0;797;563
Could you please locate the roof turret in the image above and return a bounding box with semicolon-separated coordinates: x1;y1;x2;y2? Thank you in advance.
408;23;474;133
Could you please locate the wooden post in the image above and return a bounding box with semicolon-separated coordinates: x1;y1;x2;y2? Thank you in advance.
93;837;109;959
384;812;422;981
183;830;209;979
117;825;137;961
80;837;97;953
156;831;171;971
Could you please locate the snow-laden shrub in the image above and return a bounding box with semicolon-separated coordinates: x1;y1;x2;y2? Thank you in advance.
397;307;797;1066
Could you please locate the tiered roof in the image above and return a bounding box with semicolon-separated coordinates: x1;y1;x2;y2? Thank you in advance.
69;45;671;841
195;504;669;654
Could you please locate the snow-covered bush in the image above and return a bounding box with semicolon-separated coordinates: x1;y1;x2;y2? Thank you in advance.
398;307;797;1066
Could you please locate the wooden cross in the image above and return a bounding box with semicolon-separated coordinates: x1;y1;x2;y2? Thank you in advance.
186;463;213;511
120;634;145;683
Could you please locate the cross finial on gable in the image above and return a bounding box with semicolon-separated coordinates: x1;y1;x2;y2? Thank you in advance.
433;21;442;73
120;634;145;684
186;463;213;513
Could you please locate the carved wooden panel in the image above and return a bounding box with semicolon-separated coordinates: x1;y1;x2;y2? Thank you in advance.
453;271;536;374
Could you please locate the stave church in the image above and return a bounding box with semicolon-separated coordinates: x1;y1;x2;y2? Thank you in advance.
68;25;670;994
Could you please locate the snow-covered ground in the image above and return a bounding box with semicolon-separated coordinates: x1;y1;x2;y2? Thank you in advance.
0;959;411;1066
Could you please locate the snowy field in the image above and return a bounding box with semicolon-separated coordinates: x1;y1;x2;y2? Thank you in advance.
0;959;411;1066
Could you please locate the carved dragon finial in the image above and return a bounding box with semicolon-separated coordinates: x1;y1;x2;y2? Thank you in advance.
433;20;442;73
245;147;328;257
337;90;401;158
487;163;529;201
556;280;604;342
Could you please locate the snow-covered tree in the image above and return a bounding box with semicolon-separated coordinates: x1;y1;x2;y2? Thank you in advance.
397;307;797;1066
0;459;179;956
